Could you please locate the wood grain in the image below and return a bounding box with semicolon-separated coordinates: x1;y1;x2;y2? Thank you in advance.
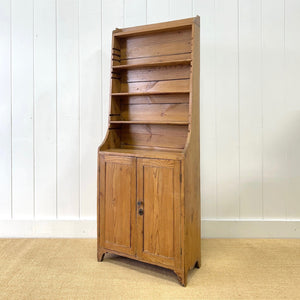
120;124;188;149
119;79;190;94
118;53;191;66
100;148;184;160
122;65;190;82
98;16;200;286
111;91;189;96
119;94;189;105
119;29;191;59
111;121;189;125
120;103;189;122
114;17;197;37
112;59;191;69
182;21;201;285
136;158;181;268
99;155;136;256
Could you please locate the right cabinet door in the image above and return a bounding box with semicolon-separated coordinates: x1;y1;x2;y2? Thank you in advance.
136;158;181;268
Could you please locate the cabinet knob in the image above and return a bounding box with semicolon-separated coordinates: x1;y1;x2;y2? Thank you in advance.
138;208;144;216
137;201;143;206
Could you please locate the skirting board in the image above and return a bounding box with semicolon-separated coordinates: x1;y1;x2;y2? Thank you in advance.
0;220;299;238
202;220;300;238
0;220;96;238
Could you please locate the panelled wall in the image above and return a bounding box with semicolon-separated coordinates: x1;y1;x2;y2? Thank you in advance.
0;0;299;237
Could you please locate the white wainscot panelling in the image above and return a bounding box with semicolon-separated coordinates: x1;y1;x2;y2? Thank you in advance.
215;0;239;219
261;0;286;219
169;0;193;20
238;0;263;218
147;0;170;23
124;0;146;27
57;0;80;218
194;0;217;220
0;0;12;219
284;0;300;219
11;0;34;219
34;0;57;219
0;0;300;237
79;0;102;219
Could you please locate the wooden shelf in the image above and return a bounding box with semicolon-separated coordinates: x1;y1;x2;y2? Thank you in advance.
100;148;185;160
112;17;198;37
111;91;189;96
110;121;189;125
112;59;191;70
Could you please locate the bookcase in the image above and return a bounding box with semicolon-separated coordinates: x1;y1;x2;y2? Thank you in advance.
97;16;200;286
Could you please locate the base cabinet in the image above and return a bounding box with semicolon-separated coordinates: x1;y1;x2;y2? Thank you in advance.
98;155;183;273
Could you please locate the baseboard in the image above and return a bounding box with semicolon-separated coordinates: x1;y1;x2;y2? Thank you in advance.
0;220;96;238
202;219;300;238
0;219;299;238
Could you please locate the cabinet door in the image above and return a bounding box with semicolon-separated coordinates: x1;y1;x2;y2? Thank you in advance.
99;155;136;256
136;158;181;268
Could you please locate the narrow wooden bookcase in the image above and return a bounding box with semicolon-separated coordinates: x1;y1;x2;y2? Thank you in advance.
97;16;200;286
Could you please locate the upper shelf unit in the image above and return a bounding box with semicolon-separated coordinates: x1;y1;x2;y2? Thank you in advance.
100;18;197;152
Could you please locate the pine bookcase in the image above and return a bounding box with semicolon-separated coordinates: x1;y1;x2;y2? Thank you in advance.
97;16;200;286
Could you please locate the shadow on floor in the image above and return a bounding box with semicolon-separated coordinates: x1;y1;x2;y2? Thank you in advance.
101;253;198;286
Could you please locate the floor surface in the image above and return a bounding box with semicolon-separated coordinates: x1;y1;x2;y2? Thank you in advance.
0;239;299;299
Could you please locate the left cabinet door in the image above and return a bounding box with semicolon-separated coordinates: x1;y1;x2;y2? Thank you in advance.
99;155;136;256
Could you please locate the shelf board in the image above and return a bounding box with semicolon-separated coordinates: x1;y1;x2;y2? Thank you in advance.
110;120;189;125
111;91;189;96
112;59;191;70
100;148;185;160
112;17;197;37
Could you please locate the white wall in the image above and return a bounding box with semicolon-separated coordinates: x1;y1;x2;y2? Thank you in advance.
0;0;299;238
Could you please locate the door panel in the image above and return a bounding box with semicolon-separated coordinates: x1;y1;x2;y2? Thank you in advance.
137;158;181;268
99;155;136;255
